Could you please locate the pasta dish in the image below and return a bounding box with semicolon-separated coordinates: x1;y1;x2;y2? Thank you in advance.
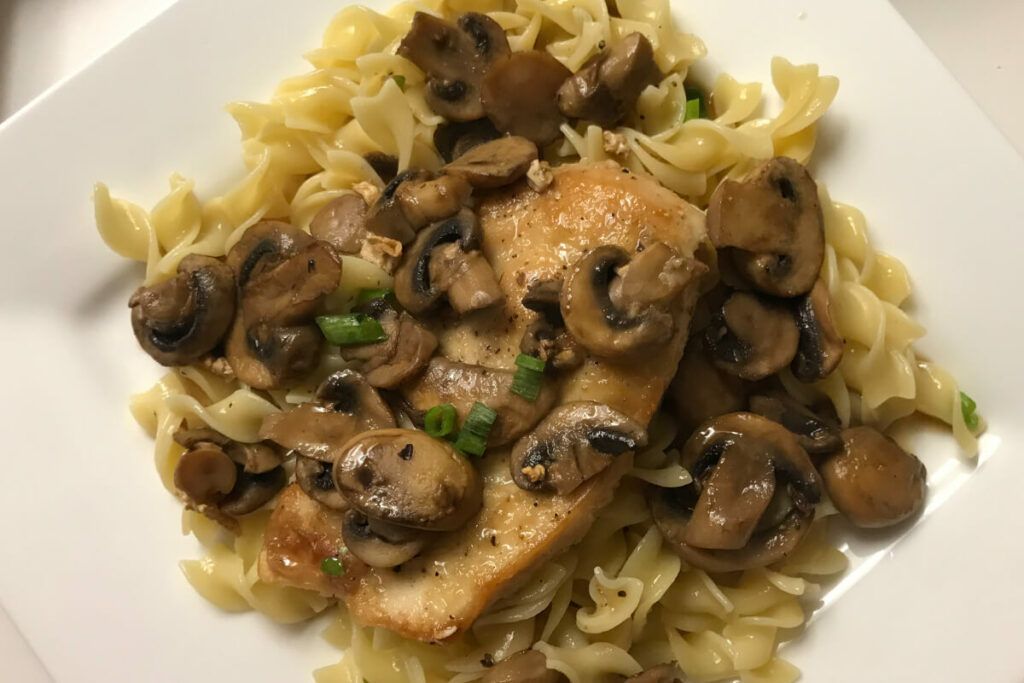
94;0;984;681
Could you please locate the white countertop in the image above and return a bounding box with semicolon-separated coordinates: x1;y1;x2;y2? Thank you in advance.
1;1;1021;679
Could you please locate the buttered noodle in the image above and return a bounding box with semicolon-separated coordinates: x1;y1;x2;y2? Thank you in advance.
99;0;983;680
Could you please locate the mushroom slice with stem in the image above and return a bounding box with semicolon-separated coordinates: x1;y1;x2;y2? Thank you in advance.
395;209;503;315
129;254;236;366
792;278;844;381
401;357;558;447
341;510;427;568
310;193;369;254
428;242;505;315
668;336;750;439
481;51;572;146
703;290;800;380
333;428;483;531
444;136;539;189
511;401;647;495
433;118;501;163
364;169;472;245
225;222;342;389
482;650;565;683
561;243;703;358
706;157;825;297
557;32;662;128
398;12;511;121
819;426;926;528
174;427;283;473
748;393;842;455
653;412;821;572
364;169;430;244
259;369;397;463
225;220;314;288
624;664;686;683
339;299;438;389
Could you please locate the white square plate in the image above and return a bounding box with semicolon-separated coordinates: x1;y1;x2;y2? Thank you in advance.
1;0;1022;680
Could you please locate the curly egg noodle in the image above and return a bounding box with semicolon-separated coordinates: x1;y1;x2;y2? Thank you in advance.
101;0;983;680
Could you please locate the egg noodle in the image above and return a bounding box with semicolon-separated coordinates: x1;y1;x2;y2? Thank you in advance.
100;0;984;680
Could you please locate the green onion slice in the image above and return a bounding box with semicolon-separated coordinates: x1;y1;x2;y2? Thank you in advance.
320;555;345;577
960;391;980;431
425;404;457;438
316;314;387;346
511;353;546;402
355;287;394;306
454;402;497;456
683;97;702;122
391;74;407;91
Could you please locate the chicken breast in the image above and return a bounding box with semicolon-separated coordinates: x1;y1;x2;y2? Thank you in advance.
260;162;707;641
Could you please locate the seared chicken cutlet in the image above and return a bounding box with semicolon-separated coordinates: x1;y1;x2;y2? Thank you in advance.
258;162;707;640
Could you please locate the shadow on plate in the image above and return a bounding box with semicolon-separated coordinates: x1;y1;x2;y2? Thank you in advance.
0;1;13;119
73;260;145;319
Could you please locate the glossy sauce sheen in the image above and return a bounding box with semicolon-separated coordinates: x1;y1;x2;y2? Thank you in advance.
267;163;707;640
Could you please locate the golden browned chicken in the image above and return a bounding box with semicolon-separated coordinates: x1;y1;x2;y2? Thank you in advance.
260;161;707;641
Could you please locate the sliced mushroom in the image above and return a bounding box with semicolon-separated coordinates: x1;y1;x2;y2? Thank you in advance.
226;321;323;390
481;51;572;146
653;412;821;571
792;279;844;381
334;428;483;531
364;152;399;183
259;369;397;462
310;193;368;254
401;357;558;447
444;136;539;189
364;169;430;245
225;222;342;389
395;173;473;230
129;254;236;366
295;456;349;510
395;209;503;315
511;401;647;495
241;241;343;326
434;118;501;163
706;157;825;297
174;443;238;505
561;243;701;358
748;394;841;455
819;426;926;528
341;510;427;568
668;336;750;438
624;664;685;683
703;290;799;380
398;12;511;121
339;300;438;388
174;427;283;473
429;242;505;314
225;220;314;288
482;650;564;683
217;467;288;516
557;32;662;128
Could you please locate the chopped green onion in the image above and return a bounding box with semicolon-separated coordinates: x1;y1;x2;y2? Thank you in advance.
511;353;546;401
320;555;345;577
960;391;980;431
355;287;394;306
454;402;497;456
683;97;702;122
454;431;487;457
316;314;387;346
391;74;407;91
425;404;457;438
